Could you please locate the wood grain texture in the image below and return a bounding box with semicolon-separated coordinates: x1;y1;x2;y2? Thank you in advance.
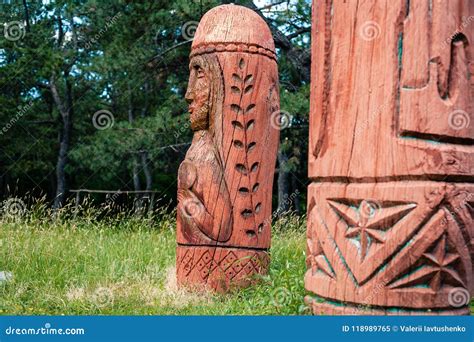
176;4;279;292
307;0;473;314
309;0;473;181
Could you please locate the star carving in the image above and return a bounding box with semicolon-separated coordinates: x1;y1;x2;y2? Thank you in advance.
328;199;416;261
390;233;465;291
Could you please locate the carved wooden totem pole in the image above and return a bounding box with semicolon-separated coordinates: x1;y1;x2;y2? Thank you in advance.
176;4;280;292
306;0;473;314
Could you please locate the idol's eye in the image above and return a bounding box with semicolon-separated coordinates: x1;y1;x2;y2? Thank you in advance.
195;66;205;79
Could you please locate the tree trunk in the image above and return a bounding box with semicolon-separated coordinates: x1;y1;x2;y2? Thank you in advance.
277;150;290;213
132;159;141;192
127;83;142;192
139;81;152;191
54;116;71;208
50;75;72;209
291;174;301;215
140;151;152;191
22;0;30;31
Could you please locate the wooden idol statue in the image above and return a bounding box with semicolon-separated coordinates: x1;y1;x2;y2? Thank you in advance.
306;0;473;314
176;4;280;292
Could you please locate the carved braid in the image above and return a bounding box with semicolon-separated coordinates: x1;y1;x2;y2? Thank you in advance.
191;42;277;61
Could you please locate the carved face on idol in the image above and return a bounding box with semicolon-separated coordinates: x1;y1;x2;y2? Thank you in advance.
185;58;210;131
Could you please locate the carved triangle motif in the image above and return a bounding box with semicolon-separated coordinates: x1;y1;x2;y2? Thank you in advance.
308;240;335;279
328;199;416;261
389;232;466;291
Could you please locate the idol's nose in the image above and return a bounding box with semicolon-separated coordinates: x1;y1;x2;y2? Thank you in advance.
185;87;194;104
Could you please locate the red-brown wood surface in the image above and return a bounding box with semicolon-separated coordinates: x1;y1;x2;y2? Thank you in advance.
306;0;473;314
176;4;280;292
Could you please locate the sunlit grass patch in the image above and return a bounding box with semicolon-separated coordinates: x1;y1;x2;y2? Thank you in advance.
0;203;307;315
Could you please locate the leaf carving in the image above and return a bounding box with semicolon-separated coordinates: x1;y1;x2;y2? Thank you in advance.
250;162;259;172
231;104;242;114
241;209;253;218
238;187;249;195
236;163;247;174
232;73;242;82
246;120;255;130
232;120;244;129
244;74;253;85
244;85;253;94
245;104;256;114
233;140;244;148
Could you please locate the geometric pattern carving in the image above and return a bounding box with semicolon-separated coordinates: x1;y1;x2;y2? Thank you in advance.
307;239;335;279
177;245;269;292
305;182;473;313
328;199;416;261
389;232;466;291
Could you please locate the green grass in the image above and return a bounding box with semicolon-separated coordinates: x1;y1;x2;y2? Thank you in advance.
0;203;308;315
5;201;470;316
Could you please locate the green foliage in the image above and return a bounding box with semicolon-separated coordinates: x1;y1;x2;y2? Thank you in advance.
0;0;311;209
